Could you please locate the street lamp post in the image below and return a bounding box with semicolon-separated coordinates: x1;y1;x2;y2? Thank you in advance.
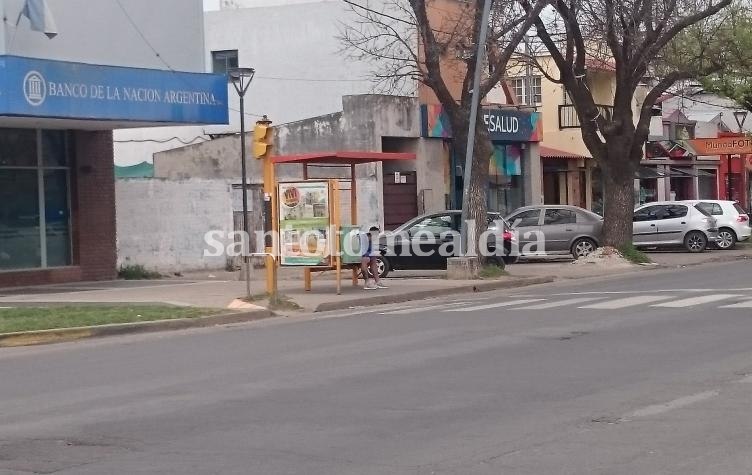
229;67;256;298
729;110;749;202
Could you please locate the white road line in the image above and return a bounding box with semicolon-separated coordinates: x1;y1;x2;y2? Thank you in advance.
651;294;744;308
513;297;603;310
719;299;752;309
579;295;674;309
447;299;545;312
379;302;467;315
626;390;719;419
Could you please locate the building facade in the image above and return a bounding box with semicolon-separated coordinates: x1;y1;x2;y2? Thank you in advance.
113;0;378;167
0;0;227;286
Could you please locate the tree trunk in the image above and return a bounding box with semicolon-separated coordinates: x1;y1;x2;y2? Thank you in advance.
450;109;491;261
601;146;637;247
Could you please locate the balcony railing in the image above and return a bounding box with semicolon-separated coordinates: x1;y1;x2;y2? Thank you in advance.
558;104;614;129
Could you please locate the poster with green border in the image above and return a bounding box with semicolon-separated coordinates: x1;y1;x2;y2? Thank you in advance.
278;181;331;266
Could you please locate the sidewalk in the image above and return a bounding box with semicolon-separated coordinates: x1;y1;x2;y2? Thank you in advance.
0;275;554;313
1;246;748;314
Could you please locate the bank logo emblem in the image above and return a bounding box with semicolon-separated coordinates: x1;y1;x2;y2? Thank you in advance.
23;71;46;106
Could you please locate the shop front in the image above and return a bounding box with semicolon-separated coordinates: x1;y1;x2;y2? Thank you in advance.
421;104;542;215
0;56;227;286
640;140;721;205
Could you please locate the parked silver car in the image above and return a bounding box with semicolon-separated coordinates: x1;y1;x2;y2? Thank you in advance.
505;205;603;258
633;201;719;252
682;200;751;250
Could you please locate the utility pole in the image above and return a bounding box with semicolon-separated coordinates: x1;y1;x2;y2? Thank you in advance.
459;0;493;256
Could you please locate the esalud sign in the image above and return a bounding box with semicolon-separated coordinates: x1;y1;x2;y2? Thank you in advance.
2;55;228;125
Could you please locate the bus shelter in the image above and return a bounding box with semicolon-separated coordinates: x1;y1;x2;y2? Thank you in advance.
267;151;415;294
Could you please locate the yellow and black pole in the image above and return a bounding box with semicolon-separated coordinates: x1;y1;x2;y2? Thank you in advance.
253;116;279;303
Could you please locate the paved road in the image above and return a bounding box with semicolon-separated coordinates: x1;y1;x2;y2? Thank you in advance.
2;261;752;474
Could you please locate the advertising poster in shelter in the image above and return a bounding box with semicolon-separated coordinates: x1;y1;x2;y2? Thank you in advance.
278;181;331;266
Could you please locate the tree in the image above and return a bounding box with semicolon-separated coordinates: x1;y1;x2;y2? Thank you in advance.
521;0;733;246
340;0;547;260
696;9;752;111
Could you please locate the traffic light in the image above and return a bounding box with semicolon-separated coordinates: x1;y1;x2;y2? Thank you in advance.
253;117;273;159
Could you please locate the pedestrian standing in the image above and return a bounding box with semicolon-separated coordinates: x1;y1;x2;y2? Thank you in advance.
361;225;388;290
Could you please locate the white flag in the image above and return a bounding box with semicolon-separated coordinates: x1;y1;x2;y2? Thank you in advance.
17;0;58;39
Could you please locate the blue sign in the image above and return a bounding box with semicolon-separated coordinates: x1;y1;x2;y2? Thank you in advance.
421;104;542;142
0;55;229;125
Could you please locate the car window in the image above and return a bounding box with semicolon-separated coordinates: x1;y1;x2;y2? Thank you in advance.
408;214;453;236
634;205;663;222
508;209;540;227
543;209;577;226
693;204;712;217
697;202;723;216
665;205;688;219
733;203;747;215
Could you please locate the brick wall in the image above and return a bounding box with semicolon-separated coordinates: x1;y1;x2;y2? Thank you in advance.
73;130;117;281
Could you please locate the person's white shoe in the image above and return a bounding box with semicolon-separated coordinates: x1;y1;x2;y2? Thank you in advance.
364;284;377;290
376;282;389;289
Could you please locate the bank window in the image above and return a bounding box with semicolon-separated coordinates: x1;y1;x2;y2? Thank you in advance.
212;50;239;76
0;128;71;271
510;76;542;105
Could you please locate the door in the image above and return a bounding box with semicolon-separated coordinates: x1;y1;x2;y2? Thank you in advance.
541;208;577;252
507;208;542;254
632;205;662;245
383;171;418;230
656;204;689;244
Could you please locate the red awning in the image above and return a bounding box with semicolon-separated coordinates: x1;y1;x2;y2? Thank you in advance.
272;151;416;164
540;146;589;160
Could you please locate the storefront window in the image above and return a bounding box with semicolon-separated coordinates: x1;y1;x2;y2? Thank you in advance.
0;170;41;270
0;129;71;271
488;144;525;215
670;175;693;201
639;178;659;204
698;169;718;199
591;167;604;215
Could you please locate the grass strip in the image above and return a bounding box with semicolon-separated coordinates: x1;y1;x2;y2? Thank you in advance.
0;305;221;334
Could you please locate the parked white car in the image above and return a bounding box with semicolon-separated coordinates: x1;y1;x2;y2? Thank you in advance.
633;201;719;252
683;200;751;249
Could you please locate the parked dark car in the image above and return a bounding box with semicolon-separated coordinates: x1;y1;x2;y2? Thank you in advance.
370;211;515;278
505;205;603;258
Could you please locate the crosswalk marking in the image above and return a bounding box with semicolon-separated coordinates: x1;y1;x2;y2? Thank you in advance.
448;299;544;312
651;294;743;308
579;295;673;310
379;302;468;315
719;300;752;309
513;297;603;310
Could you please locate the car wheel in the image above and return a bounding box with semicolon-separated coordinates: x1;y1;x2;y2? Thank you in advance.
365;256;390;279
684;231;707;253
485;255;506;267
716;227;737;250
502;255;519;265
571;237;597;258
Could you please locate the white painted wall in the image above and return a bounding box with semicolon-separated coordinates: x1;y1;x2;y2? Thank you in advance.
1;0;205;72
116;178;235;273
114;0;381;166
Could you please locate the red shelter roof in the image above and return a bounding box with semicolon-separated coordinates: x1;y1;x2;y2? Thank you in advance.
271;151;416;164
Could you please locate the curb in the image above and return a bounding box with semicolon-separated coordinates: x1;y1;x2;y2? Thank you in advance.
314;276;554;312
0;309;275;348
